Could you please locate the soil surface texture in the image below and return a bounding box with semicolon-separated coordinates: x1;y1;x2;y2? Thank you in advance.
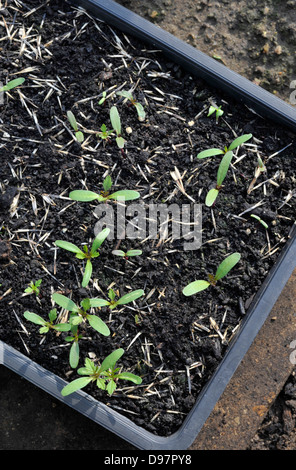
117;0;296;103
0;0;296;449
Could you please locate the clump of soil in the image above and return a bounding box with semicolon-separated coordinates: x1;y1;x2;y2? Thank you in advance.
0;0;295;442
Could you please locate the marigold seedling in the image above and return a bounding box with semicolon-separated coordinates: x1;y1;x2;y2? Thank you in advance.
205;150;233;207
96;123;113;141
250;214;269;229
55;228;110;287
116;90;146;122
207;105;223;123
112;249;142;259
52;293;110;337
24;308;71;334
110;106;125;149
183;252;241;296
91;288;144;311
69;175;140;204
0;77;25;92
24;279;42;296
197;133;252;159
98;91;107;105
67;110;84;143
61;348;142;397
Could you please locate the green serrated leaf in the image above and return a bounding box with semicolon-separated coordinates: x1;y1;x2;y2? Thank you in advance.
96;378;106;390
106;379;117;395
103;175;112;192
48;308;57;323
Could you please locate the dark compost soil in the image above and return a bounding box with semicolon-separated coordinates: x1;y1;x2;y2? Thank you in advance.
0;0;296;438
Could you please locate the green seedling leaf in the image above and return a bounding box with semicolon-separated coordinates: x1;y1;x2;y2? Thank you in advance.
91;228;110;253
55;240;84;255
197;148;224;159
126;249;142;257
216;150;233;187
61;377;93;396
0;77;25;92
53;323;72;332
117;372;142;384
112;249;125;257
98;91;107;105
107;190;140;201
214;252;241;281
75;131;84;143
117;90;133;100
69;190;101;202
228;133;252;151
182;280;210;296
88;298;110;308
24;311;46;326
108;288;116;301
52;293;78;312
99;348;125;372
116;136;125;149
250;214;268;229
87;315;110;336
116;289;144;306
82;259;93;288
134;102;146;121
69;341;80;368
110;106;121;135
208;105;223;122
67;110;78;131
205;188;219;207
103;175;112;192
